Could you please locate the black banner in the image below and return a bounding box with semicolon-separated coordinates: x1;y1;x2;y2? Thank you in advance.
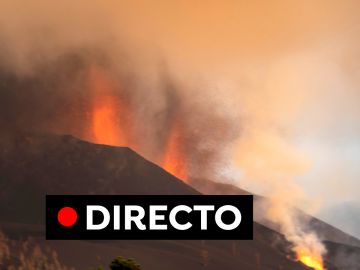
46;195;253;240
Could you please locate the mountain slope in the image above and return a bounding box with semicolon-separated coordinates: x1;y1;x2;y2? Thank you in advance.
0;132;358;270
191;179;360;248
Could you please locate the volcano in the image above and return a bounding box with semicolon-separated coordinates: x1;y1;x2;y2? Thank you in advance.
0;132;359;269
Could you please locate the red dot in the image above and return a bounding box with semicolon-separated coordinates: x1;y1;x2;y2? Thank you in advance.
57;207;77;227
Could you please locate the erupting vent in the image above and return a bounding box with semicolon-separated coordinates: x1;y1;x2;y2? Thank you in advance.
162;122;188;180
88;66;133;147
86;66;188;181
296;248;325;270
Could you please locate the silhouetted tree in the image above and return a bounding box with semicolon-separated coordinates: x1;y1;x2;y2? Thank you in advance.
109;256;141;270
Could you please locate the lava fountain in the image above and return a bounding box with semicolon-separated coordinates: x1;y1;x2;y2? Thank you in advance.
85;65;188;181
162;122;188;181
92;94;123;146
87;66;133;147
296;248;325;270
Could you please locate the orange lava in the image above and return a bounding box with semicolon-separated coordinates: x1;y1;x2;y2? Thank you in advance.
296;249;325;270
87;66;132;147
92;94;124;145
85;65;188;181
162;123;188;181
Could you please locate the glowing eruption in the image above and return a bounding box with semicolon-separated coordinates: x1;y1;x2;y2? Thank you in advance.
92;94;123;145
296;248;325;270
87;66;132;147
162;123;188;181
86;66;188;181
